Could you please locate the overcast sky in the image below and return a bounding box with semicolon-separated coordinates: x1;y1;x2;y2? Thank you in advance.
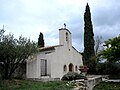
0;0;120;52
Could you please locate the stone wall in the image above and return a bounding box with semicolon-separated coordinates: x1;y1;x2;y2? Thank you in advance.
86;75;102;90
74;75;102;90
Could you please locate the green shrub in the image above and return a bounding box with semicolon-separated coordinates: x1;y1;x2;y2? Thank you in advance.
96;62;120;75
61;72;87;81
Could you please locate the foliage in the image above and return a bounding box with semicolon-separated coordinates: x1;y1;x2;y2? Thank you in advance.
95;35;120;75
0;29;37;79
93;82;120;90
86;57;97;74
61;72;87;81
66;81;77;88
109;75;120;79
99;35;120;63
0;80;71;90
96;62;120;75
13;62;26;79
83;3;96;72
38;32;44;48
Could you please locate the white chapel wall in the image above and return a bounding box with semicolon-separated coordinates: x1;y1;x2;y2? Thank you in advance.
49;45;83;79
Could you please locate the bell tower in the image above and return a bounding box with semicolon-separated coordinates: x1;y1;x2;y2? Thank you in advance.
59;24;72;49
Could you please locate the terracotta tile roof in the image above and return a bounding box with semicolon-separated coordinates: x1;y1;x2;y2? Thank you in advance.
38;45;63;51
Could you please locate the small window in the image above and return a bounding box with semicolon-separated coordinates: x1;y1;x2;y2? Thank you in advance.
63;65;67;72
75;66;77;71
66;32;68;42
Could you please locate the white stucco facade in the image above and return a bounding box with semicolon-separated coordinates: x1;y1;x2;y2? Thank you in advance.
27;27;83;79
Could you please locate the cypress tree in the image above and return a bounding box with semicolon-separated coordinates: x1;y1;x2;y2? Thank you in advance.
38;32;44;47
83;3;95;67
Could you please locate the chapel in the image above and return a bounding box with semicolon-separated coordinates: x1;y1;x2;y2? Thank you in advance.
26;24;83;79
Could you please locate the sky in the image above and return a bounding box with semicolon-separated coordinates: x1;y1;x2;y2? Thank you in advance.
0;0;120;52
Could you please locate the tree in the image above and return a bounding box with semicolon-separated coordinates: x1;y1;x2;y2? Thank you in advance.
99;35;120;63
94;36;105;63
83;3;96;73
38;32;44;48
95;36;104;54
83;3;95;64
96;35;120;76
0;29;37;79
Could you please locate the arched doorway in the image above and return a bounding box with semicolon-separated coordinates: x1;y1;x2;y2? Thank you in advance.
69;63;74;72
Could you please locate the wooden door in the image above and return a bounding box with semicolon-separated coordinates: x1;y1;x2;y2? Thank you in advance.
41;59;47;76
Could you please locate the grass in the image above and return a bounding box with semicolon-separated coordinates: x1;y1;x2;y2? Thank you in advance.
93;82;120;90
0;79;72;90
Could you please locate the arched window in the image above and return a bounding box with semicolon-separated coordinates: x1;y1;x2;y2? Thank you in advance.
66;32;68;42
69;63;74;72
75;66;77;71
63;65;67;72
